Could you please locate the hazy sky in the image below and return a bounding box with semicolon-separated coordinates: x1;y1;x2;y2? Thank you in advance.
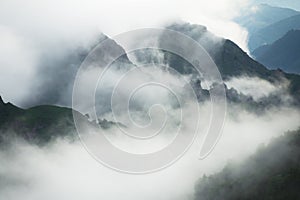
0;0;299;105
0;0;251;47
0;0;250;105
254;0;300;10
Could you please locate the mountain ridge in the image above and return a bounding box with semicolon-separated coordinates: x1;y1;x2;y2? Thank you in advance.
235;3;299;34
249;14;300;50
252;29;300;74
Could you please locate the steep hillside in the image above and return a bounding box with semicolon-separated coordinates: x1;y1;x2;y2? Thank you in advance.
165;23;271;79
163;23;300;104
253;30;300;74
195;129;300;200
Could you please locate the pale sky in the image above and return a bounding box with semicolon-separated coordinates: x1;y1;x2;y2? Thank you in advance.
0;0;298;105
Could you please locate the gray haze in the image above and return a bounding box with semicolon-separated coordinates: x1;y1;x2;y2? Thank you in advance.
0;104;299;200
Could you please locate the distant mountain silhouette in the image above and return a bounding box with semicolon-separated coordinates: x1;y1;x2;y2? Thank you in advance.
235;4;299;35
249;14;300;51
253;0;300;11
252;30;300;74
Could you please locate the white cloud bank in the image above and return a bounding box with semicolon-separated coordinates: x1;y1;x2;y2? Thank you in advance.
0;105;299;200
225;76;291;101
0;0;251;105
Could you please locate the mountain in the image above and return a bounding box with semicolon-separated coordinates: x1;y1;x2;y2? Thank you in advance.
2;22;300;144
165;23;271;79
163;23;300;104
12;22;300;109
252;30;300;74
195;129;300;200
22;33;134;108
249;14;300;51
0;95;76;144
253;0;300;11
235;4;299;35
0;96;118;144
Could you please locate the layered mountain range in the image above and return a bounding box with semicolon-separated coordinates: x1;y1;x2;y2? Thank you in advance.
253;29;300;74
235;4;300;74
0;13;300;199
1;22;300;144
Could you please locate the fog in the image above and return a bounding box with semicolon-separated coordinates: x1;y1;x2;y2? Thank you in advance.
0;0;252;106
1;58;299;198
225;76;291;101
0;26;37;105
0;103;299;200
0;0;299;199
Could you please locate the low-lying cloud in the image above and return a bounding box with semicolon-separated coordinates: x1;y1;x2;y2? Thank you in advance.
0;103;299;200
225;76;291;101
0;0;252;106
